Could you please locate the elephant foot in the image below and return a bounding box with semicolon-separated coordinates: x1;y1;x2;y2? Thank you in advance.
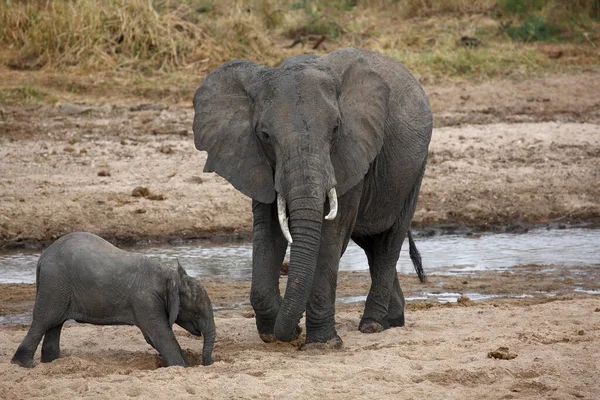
303;334;343;350
11;352;34;368
359;318;390;334
385;313;405;328
41;352;60;363
259;325;302;343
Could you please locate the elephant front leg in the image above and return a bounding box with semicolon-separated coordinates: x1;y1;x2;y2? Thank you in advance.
304;187;361;348
250;200;290;343
137;320;187;367
304;243;343;349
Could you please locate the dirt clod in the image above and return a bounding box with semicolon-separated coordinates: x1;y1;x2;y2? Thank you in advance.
488;347;517;360
280;261;289;276
97;170;111;177
132;186;151;198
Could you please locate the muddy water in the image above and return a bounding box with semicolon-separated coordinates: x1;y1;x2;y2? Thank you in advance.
1;229;598;284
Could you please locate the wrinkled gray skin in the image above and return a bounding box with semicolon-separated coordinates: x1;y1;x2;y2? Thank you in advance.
193;47;432;346
11;232;215;368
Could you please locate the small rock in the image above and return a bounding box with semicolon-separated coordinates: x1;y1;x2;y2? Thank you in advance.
577;330;585;336
460;36;481;48
186;176;204;184
547;50;563;59
421;229;436;237
595;308;600;312
159;145;174;154
97;170;111;177
79;148;87;154
241;310;255;318
505;224;528;234
147;193;165;201
129;103;166;112
63;146;75;153
58;103;92;115
132;186;150;198
68;137;79;145
488;347;517;360
134;208;147;214
457;294;472;305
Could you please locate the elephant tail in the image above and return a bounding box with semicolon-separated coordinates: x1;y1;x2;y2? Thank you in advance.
408;230;426;283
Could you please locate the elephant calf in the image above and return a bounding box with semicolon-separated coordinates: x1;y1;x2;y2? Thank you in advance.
11;232;215;368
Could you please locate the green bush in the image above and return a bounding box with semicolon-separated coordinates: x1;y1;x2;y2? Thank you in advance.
505;15;561;42
498;0;548;15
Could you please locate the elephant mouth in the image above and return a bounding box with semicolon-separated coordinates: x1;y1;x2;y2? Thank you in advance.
276;187;338;244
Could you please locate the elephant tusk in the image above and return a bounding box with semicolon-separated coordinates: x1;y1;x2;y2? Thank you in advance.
277;193;293;244
324;187;338;221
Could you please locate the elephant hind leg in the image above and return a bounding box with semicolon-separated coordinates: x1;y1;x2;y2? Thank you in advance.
386;274;405;327
41;321;65;363
353;220;408;334
355;161;426;333
12;320;49;368
12;299;68;368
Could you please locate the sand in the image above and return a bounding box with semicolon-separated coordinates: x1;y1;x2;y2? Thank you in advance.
1;266;600;399
1;296;599;399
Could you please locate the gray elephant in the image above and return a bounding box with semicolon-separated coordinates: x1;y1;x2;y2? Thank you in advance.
193;47;432;347
11;232;215;368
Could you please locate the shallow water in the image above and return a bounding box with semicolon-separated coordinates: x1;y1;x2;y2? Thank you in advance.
0;228;598;284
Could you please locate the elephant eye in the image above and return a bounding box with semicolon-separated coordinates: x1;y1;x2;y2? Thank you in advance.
261;130;270;141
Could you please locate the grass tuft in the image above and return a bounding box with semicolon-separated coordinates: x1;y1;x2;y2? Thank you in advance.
0;85;57;105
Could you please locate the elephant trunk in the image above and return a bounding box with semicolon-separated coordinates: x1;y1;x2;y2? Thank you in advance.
274;184;326;341
201;318;216;365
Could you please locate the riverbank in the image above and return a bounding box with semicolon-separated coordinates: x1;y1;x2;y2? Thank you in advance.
1;72;599;250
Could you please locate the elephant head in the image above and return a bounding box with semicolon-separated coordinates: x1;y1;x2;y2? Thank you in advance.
193;48;390;341
170;262;215;365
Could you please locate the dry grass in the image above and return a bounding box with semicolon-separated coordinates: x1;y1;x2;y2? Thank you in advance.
0;0;598;105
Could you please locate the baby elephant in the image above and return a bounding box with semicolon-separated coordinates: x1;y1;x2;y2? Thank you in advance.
11;232;215;368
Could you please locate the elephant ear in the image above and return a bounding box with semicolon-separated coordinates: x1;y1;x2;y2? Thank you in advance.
165;261;183;327
193;60;275;204
322;51;390;195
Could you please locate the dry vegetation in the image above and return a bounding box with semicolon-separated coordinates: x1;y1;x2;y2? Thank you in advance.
0;0;599;105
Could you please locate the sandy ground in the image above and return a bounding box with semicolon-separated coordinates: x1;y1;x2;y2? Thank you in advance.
1;71;600;399
1;266;600;399
1;71;599;249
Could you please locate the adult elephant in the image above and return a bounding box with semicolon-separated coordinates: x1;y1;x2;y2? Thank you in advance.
193;47;432;347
